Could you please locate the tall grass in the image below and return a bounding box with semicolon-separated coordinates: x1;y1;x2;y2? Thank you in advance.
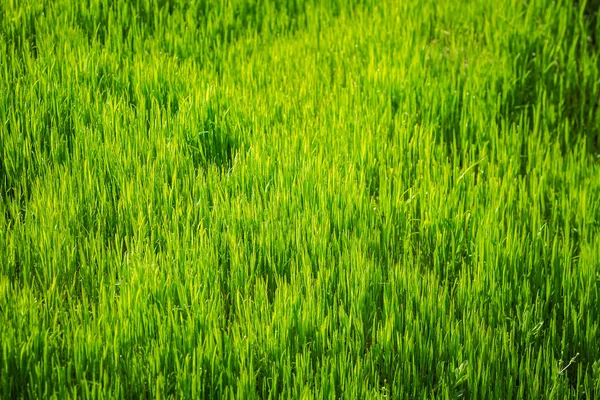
1;0;599;398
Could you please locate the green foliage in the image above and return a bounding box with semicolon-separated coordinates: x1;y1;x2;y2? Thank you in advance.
1;0;599;398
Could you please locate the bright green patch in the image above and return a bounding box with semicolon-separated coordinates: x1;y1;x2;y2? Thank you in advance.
1;0;599;398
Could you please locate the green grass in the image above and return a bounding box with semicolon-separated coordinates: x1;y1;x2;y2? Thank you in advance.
1;0;600;398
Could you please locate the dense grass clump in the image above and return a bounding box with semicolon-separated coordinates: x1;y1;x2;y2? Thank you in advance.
1;0;600;398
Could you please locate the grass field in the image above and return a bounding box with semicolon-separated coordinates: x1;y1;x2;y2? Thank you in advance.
1;0;600;398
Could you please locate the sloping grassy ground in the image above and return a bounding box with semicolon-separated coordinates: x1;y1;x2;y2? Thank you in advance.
1;0;600;398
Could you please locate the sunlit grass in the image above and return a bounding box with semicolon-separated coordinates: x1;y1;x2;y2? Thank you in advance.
1;0;599;398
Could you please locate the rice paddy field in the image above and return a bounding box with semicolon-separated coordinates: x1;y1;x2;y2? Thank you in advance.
1;0;600;398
